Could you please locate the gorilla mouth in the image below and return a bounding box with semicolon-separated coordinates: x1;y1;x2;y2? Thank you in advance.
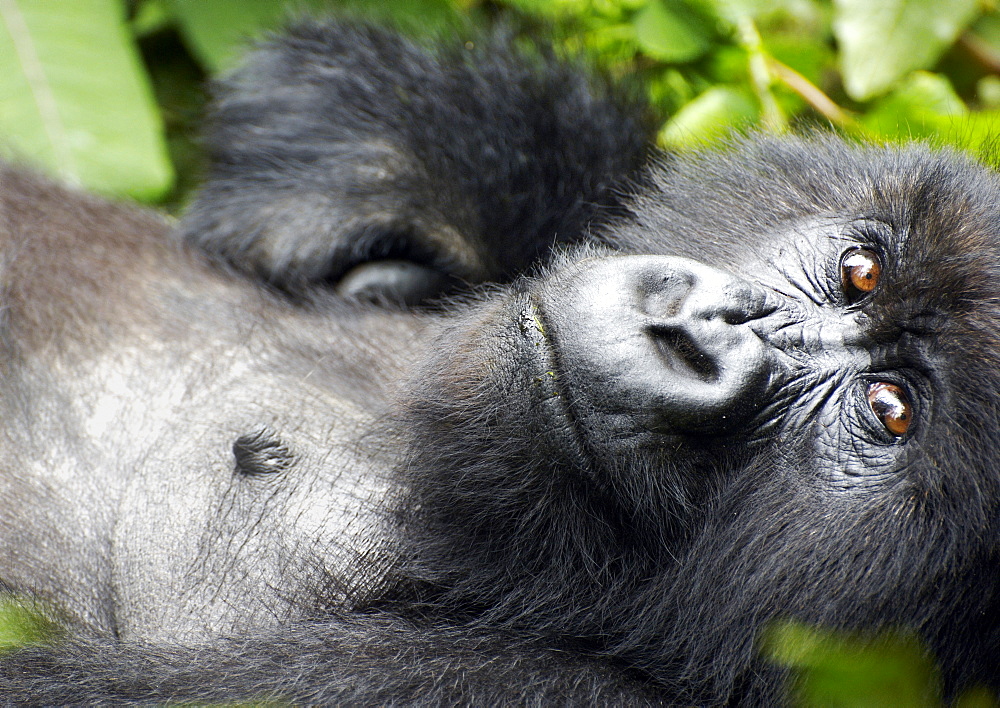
516;296;595;476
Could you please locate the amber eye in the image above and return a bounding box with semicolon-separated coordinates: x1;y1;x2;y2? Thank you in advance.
866;382;912;436
840;248;882;303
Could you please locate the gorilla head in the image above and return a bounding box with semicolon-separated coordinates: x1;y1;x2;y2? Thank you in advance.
393;136;1000;701
1;20;998;706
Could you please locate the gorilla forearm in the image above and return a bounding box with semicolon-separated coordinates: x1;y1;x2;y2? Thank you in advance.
181;21;650;300
0;618;665;706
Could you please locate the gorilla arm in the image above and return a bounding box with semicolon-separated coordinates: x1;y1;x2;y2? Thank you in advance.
180;21;650;302
0;614;663;704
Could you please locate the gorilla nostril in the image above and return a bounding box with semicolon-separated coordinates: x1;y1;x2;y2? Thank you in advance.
651;326;719;382
693;286;774;326
642;271;694;317
642;263;772;327
721;306;756;326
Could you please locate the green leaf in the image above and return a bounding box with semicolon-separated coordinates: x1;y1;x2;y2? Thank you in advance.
168;0;461;74
709;0;828;29
977;76;1000;110
0;595;56;651
861;71;965;140
166;0;306;73
969;11;1000;55
132;0;172;38
0;0;173;200
633;0;713;63
322;0;461;37
764;620;942;708
766;36;833;88
833;0;979;101
658;85;757;148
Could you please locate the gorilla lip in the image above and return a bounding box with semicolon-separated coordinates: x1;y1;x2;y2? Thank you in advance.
514;295;595;477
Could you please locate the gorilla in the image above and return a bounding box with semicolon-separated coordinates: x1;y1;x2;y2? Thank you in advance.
2;19;1000;706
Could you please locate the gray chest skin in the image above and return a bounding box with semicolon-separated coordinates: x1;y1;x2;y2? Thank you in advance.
0;170;428;641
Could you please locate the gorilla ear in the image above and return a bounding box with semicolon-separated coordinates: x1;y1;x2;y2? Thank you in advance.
180;133;484;303
179;20;650;302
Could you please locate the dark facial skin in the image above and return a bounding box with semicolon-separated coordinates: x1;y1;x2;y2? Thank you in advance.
532;231;917;482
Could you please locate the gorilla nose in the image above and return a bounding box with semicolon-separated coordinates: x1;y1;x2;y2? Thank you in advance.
540;256;776;435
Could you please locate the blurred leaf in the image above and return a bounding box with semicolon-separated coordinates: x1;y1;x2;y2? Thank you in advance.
168;0;462;74
633;0;714;63
709;0;825;26
833;0;979;101
970;11;1000;54
862;71;964;140
138;23;207;212
955;686;1000;708
658;85;757;147
707;43;749;83
0;0;173;200
0;595;56;651
328;0;461;35
764;620;941;708
766;35;832;88
165;0;320;73
132;0;171;37
978;76;1000;109
645;66;699;115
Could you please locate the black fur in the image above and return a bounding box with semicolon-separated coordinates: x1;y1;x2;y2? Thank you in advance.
2;20;1000;707
181;21;649;294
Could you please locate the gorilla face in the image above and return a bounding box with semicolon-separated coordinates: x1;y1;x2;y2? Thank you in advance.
2;22;1000;706
392;137;1000;699
534;232;911;482
421;136;997;497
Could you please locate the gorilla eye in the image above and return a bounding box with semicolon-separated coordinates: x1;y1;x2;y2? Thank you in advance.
866;382;912;437
840;248;882;303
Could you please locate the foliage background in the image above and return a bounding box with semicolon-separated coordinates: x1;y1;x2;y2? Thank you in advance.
3;0;1000;207
3;1;1000;705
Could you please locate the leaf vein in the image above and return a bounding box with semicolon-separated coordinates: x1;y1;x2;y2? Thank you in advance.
0;0;76;179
